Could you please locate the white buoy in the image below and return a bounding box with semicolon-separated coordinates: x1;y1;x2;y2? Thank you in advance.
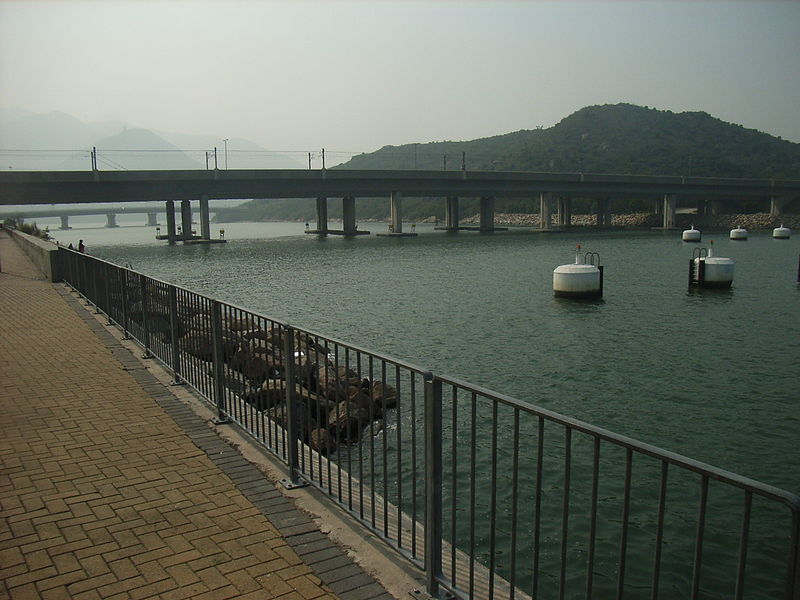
729;226;748;240
773;224;791;239
553;245;603;298
682;225;701;242
691;242;734;288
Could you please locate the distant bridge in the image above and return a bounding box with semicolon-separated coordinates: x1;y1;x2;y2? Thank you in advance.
1;169;798;239
0;203;166;229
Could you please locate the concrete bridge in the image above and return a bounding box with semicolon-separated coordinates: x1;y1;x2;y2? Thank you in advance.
1;169;798;240
0;203;162;229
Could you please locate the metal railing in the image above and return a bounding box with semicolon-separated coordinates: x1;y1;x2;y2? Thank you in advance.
60;248;800;600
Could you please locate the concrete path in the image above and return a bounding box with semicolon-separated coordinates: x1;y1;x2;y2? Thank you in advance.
0;231;402;600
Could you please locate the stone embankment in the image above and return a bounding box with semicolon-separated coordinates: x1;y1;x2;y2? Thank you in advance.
456;212;800;230
127;287;393;456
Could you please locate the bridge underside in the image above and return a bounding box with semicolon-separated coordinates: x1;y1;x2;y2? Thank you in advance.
1;170;797;235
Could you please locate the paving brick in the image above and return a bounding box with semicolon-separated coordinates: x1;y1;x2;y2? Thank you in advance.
0;239;391;600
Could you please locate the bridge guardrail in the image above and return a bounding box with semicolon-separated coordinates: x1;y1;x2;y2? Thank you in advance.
60;248;800;600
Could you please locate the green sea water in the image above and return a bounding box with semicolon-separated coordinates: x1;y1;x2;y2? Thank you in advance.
51;218;800;598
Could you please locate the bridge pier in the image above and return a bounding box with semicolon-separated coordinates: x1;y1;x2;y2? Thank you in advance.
305;197;328;235
180;200;192;240
557;197;572;226
379;191;417;237
479;196;496;232
594;198;612;227
771;196;790;218
146;212;159;227
662;194;677;228
540;192;554;230
165;201;177;244
434;197;461;231
59;215;71;230
199;195;211;240
106;213;118;228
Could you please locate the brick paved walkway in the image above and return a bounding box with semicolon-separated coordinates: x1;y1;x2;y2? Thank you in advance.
0;232;395;600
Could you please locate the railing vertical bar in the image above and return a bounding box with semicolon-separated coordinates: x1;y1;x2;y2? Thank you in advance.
120;269;130;339
586;436;601;600
103;262;112;324
381;360;389;538
617;448;633;600
140;274;152;358
488;399;499;599
559;427;573;600
734;490;752;600
168;285;181;383
469;391;477;600
283;326;301;484
691;474;708;600
690;474;709;600
411;374;419;558
211;301;228;424
450;385;458;585
509;407;520;600
395;364;402;549
368;354;376;529
424;373;442;598
651;461;669;600
532;416;544;600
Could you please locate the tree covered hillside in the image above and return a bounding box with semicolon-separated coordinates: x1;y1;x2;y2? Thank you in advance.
214;104;800;222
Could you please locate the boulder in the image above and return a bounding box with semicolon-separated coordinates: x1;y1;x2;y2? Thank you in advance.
370;381;397;410
309;428;336;455
329;401;369;442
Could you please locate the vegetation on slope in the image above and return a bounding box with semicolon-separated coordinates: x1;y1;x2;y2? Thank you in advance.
213;104;800;222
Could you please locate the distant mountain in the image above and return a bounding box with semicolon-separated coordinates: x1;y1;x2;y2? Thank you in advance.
154;130;305;169
215;104;800;222
342;104;800;178
57;128;202;170
0;107;302;171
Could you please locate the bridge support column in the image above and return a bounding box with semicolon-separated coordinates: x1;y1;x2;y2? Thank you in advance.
390;191;403;234
59;215;71;230
106;213;118;228
180;200;192;240
146;212;158;227
540;192;554;230
479;196;495;232
342;196;357;235
444;196;459;230
662;194;677;228
595;198;612;227
199;195;211;240
165;201;177;244
770;196;790;218
315;197;328;234
709;200;723;216
557;197;572;226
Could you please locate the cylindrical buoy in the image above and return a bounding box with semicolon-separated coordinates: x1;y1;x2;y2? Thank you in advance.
729;226;747;241
682;225;701;242
691;242;734;288
553;245;603;298
773;224;791;239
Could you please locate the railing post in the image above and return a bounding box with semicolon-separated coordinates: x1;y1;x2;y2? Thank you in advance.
424;372;443;597
280;325;307;489
139;273;152;358
91;259;101;313
210;300;230;424
120;269;130;340
103;262;113;325
168;285;183;385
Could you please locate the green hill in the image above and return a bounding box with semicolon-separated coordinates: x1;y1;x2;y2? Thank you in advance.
214;104;800;222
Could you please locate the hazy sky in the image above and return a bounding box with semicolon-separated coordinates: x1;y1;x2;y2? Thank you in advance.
1;0;799;155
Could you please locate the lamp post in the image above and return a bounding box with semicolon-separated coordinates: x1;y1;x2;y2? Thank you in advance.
223;139;229;169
